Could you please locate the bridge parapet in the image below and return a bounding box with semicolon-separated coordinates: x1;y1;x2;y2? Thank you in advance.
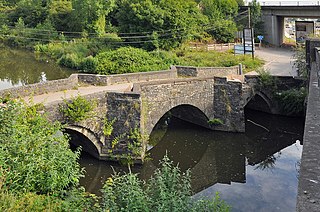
297;41;320;211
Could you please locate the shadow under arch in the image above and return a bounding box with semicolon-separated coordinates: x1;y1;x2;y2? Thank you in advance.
149;104;210;147
245;91;272;113
64;126;102;159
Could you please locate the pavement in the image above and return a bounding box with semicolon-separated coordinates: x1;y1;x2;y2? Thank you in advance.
26;83;133;105
254;47;298;76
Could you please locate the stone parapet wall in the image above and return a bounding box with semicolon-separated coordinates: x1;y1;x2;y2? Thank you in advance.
176;66;239;78
297;59;320;211
77;69;177;86
0;74;78;98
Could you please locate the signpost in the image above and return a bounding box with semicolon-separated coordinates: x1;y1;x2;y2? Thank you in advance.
234;28;255;59
257;35;264;49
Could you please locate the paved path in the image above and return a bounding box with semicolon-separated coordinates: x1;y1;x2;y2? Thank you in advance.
27;83;133;105
255;47;297;76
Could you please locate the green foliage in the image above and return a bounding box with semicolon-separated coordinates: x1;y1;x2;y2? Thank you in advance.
208;118;224;126
0;188;100;211
209;19;237;43
177;50;264;72
274;88;307;115
95;47;178;74
60;95;96;123
200;0;238;20
0;98;82;194
113;0;208;50
257;69;278;90
103;118;116;137
101;155;230;211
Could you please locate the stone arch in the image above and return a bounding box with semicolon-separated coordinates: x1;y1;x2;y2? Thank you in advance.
64;125;103;159
245;91;273;113
148;104;210;137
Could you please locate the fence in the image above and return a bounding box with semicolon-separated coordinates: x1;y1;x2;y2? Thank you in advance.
189;43;239;51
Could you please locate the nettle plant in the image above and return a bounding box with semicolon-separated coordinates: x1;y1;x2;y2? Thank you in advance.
60;95;96;123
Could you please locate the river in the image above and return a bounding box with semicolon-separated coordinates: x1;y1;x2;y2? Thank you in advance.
0;46;74;90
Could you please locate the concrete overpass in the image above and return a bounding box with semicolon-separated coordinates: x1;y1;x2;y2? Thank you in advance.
260;5;320;46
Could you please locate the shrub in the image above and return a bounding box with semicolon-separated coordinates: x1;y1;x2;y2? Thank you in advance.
0;99;82;194
274;88;307;115
60;95;96;123
101;155;230;211
95;47;175;74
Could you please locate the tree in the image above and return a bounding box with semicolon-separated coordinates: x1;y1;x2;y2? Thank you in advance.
249;0;264;37
48;0;73;31
69;0;115;35
199;0;238;43
112;0;208;50
8;0;48;27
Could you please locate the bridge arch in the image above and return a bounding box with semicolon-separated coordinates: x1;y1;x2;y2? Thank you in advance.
64;125;103;159
148;104;211;139
245;91;273;113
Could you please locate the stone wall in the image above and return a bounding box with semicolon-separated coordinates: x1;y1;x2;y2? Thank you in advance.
105;92;143;160
176;66;239;78
213;77;245;132
77;69;177;86
0;74;78;98
297;46;320;212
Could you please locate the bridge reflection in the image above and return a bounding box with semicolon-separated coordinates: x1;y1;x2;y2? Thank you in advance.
78;109;304;196
142;109;304;193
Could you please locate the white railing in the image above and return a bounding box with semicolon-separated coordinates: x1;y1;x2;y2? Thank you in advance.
258;1;320;6
189;43;239;51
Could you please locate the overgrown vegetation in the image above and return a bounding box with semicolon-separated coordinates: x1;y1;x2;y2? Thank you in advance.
102;154;230;211
0;98;99;211
257;69;307;115
275;88;307;115
60;95;96;123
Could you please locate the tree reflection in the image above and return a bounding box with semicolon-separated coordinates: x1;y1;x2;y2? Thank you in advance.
254;152;282;171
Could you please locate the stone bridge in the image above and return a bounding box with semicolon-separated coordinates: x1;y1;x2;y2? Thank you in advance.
0;65;304;162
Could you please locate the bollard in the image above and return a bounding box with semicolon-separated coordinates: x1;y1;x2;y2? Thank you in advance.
239;63;243;75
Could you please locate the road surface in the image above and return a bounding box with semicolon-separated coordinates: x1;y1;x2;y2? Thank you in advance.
255;47;297;76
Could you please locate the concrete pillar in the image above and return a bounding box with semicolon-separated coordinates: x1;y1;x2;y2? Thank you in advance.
262;13;284;46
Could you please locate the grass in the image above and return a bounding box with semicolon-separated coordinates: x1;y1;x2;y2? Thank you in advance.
176;50;264;73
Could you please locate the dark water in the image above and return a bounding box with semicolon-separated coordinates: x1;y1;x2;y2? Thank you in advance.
79;109;304;211
0;47;74;90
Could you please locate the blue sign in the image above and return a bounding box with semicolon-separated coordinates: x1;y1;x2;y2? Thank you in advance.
257;35;264;41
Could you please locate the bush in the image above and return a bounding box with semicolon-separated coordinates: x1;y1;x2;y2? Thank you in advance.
60;95;96;123
95;47;176;74
101;155;230;211
275;88;307;115
0;99;82;194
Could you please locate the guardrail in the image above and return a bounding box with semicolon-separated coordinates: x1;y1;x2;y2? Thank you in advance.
259;1;320;6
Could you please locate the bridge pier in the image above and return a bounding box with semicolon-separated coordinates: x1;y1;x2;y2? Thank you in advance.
262;14;284;46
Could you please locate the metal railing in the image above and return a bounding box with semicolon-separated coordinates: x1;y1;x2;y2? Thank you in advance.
257;1;320;6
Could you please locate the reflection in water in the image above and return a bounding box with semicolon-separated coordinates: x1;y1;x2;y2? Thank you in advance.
78;109;304;211
0;47;74;90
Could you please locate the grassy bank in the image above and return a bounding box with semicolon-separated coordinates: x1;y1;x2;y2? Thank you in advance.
34;40;263;75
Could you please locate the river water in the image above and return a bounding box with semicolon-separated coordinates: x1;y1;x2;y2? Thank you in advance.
0;47;74;90
79;109;304;212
